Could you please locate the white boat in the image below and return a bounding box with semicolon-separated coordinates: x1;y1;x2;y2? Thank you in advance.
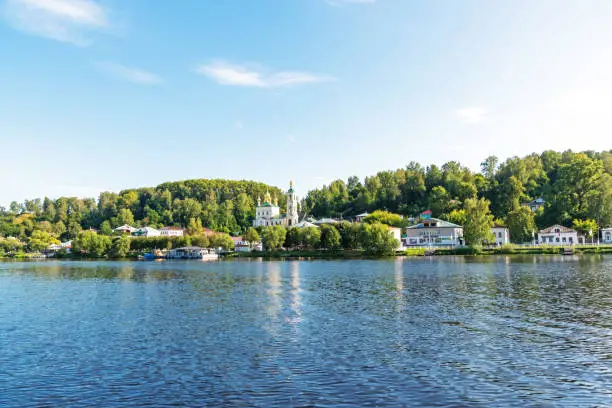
166;247;219;260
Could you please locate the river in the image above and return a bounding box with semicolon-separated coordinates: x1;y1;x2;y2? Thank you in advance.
1;256;611;407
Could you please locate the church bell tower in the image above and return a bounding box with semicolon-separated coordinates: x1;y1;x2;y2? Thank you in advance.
286;180;299;226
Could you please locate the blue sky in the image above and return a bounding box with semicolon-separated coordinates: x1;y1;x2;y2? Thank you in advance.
1;0;612;205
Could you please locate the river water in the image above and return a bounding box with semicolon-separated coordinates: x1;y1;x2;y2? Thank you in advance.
1;256;611;407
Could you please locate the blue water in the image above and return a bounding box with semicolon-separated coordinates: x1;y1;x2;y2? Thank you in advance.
1;256;611;407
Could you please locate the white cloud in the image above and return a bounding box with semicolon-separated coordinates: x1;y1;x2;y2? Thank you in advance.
195;61;333;88
234;121;243;129
96;62;162;85
2;0;109;46
455;107;488;124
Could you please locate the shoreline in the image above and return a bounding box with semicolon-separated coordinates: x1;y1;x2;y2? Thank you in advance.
2;245;612;261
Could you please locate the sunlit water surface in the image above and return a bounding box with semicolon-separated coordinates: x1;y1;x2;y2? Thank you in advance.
1;256;611;407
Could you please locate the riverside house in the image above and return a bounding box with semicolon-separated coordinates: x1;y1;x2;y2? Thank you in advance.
160;226;185;237
404;218;463;247
601;227;612;244
538;225;581;245
491;226;510;246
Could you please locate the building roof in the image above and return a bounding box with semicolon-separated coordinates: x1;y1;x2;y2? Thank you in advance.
114;224;136;231
314;218;338;225
137;227;159;232
492;225;508;229
161;226;184;231
294;221;318;228
407;218;462;229
539;224;576;234
356;212;369;217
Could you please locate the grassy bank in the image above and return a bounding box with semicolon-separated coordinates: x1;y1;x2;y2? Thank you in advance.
230;245;612;259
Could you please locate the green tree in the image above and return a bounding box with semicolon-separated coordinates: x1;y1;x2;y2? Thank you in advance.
72;231;111;257
359;223;399;256
572;219;598;242
447;209;467;226
556;153;604;220
363;210;406;228
100;220;113;235
28;230;60;252
261;226;286;250
506;206;537;243
210;233;235;250
320;224;341;250
300;226;321;249
244;227;260;248
116;208;135;226
187;217;203;235
109;235;131;258
463;197;494;245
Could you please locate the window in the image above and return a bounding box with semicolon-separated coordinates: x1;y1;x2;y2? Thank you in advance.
569;237;573;243
498;232;502;238
556;237;560;242
562;237;566;243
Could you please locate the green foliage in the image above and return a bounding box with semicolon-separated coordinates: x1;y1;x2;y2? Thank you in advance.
320;225;341;250
335;221;361;250
109;235;131;258
447;209;467;226
210;233;235;250
28;230;60;252
72;231;112;257
572;219;598;238
363;210;407;228
463;198;494;245
187;217;203;235
99;220;113;236
244;227;260;246
261;226;287;251
359;223;400;256
300;226;321;250
506;206;536;243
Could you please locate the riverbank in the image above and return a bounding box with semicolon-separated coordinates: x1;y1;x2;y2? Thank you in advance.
229;244;612;259
2;244;612;261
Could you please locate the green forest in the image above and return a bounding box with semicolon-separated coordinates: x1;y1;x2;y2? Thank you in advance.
1;149;611;253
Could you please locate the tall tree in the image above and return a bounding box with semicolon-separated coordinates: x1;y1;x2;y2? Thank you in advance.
463;198;494;245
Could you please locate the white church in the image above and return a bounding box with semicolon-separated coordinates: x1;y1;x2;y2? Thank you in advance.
253;181;299;227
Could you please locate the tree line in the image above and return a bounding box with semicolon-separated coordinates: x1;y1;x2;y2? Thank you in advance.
1;150;611;250
302;150;612;243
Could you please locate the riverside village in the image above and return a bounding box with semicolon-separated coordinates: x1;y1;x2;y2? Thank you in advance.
5;179;611;260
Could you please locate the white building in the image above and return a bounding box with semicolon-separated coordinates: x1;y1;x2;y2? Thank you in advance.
160;226;185;237
522;198;546;212
601;227;612;244
538;225;579;245
388;226;402;248
491;226;510;246
134;227;161;238
253;181;299;227
114;224;137;234
355;212;368;223
404;218;463;247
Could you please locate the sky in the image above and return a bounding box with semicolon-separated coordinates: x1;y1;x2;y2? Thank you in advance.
1;0;612;205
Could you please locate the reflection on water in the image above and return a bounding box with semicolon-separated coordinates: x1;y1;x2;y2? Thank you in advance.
1;256;611;407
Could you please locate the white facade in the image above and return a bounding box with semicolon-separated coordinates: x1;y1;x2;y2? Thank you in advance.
491;227;510;245
404;218;463;247
114;224;137;234
602;227;612;244
388;227;402;248
538;225;578;245
253;181;299;227
522;198;546;212
160;227;184;237
134;227;161;237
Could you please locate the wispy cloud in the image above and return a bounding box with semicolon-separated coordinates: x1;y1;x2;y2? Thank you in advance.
96;62;162;85
2;0;109;46
195;61;333;88
455;107;488;124
234;121;243;129
286;134;297;144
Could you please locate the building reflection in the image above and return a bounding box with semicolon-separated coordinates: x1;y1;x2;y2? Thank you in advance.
288;261;302;325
